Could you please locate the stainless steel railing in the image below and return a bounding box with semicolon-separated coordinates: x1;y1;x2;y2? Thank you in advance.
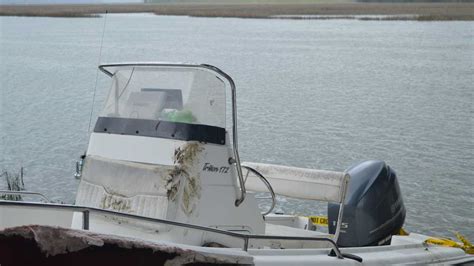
0;200;344;259
241;165;276;216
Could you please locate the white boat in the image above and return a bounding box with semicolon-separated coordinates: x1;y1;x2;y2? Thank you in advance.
1;63;472;265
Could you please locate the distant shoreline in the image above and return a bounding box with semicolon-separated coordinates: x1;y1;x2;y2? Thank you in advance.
1;3;474;20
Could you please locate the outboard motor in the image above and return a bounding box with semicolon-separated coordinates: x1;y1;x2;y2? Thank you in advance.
328;160;405;247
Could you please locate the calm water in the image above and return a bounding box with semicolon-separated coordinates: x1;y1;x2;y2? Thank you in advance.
1;14;473;239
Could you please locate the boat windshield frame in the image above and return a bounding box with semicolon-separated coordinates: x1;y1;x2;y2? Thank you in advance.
98;63;246;207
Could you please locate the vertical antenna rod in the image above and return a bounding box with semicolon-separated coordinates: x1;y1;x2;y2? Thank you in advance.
87;10;108;133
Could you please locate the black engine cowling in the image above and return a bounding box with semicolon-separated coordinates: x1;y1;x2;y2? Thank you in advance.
328;160;406;247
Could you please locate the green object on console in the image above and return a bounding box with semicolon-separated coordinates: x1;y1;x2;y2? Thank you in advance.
165;110;197;123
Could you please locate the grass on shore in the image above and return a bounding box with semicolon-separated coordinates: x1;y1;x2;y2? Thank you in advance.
1;3;474;20
0;168;25;201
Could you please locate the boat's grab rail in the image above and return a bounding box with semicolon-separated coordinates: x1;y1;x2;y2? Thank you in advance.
241;165;276;216
0;200;344;259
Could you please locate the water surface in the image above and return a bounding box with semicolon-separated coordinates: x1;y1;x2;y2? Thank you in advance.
1;14;473;239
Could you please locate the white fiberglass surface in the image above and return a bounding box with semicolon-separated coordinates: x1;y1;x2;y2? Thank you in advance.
101;66;226;128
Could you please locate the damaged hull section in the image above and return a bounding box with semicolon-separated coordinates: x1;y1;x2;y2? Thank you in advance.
0;225;253;266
